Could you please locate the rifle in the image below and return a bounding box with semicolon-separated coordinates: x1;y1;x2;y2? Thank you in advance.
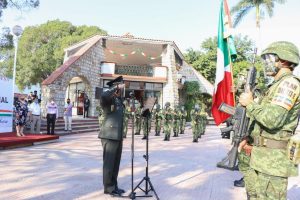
216;66;257;170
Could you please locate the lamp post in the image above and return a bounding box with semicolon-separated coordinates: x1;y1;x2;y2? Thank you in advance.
12;25;23;95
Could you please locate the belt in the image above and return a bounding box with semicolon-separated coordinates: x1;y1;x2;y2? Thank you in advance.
253;136;288;150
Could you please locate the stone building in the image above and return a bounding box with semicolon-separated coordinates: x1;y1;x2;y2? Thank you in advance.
41;35;213;117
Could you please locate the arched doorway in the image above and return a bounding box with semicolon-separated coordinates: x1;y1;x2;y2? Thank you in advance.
65;76;91;117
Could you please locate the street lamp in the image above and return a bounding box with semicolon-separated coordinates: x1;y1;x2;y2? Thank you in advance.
12;25;23;95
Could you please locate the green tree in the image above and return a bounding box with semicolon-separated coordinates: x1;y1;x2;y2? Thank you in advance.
0;0;39;18
231;0;286;29
1;20;107;89
185;35;255;83
183;81;201;121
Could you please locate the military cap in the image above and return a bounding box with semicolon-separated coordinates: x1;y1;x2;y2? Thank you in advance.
106;76;124;87
261;41;300;66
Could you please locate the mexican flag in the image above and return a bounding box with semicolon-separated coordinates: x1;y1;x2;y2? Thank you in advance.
212;0;237;125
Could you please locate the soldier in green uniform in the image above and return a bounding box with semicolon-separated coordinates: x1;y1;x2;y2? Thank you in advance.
179;105;187;134
239;41;300;200
123;99;131;138
173;105;181;137
134;101;142;135
153;104;163;136
190;104;202;142
200;105;208;136
98;76;126;197
142;108;152;140
163;102;173;141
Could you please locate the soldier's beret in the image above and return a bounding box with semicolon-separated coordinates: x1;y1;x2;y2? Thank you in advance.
107;76;124;87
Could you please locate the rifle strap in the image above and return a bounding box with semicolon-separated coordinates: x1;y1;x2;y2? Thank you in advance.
253;136;288;149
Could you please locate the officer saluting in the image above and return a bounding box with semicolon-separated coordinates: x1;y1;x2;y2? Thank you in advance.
98;76;126;197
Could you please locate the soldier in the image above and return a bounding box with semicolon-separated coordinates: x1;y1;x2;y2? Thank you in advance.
173;105;181;137
190;104;202;142
98;76;126;197
179;105;187;134
123;99;131;138
200;105;208;135
142;108;152;140
153;104;163;136
239;41;300;200
134;101;142;135
163;102;173;141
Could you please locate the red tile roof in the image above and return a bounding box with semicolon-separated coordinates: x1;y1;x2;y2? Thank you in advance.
42;36;101;85
42;56;80;85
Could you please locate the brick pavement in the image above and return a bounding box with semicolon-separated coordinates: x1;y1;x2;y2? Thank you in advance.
0;125;299;200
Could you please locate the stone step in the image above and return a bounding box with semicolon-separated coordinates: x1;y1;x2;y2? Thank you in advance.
53;128;100;136
41;120;99;127
41;124;100;131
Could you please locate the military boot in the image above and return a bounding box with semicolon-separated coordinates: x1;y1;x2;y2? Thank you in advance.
234;177;245;187
163;135;168;141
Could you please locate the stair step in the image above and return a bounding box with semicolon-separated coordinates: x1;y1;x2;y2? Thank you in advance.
54;128;100;136
41;124;100;131
41;121;99;126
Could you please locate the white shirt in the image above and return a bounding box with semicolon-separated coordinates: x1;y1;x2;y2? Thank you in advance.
29;102;41;116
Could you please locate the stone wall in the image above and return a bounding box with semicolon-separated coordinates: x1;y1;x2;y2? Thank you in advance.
41;41;105;118
161;44;179;108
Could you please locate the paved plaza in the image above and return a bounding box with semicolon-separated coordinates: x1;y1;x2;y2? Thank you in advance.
0;125;299;200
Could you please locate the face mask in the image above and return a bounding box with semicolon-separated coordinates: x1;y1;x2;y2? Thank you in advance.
67;101;70;104
262;54;280;76
51;101;54;104
265;76;275;86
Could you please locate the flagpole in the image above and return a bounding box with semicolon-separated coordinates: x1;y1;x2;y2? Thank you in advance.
226;37;236;105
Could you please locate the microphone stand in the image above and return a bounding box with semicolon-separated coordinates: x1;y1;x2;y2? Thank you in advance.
132;98;159;200
129;94;136;200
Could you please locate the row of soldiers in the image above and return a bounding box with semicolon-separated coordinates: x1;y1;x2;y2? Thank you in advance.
122;100;208;142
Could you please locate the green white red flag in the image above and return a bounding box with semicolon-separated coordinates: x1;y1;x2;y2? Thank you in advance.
212;0;237;125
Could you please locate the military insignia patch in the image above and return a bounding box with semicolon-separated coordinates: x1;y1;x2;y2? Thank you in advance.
271;77;300;110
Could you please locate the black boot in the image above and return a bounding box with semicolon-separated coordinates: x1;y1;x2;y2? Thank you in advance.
135;132;140;135
163;135;168;141
234;177;245;187
142;136;146;140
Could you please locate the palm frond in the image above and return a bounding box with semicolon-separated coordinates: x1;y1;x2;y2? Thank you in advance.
231;0;252;14
263;1;274;17
232;5;254;28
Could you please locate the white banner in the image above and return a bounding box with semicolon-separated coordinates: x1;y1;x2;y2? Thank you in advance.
0;76;13;133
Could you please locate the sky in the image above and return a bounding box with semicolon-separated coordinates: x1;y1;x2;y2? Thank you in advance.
1;0;300;77
2;0;300;52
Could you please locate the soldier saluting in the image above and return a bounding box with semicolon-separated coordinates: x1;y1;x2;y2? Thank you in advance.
98;76;126;197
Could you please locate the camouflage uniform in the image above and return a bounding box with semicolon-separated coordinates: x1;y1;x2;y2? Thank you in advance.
190;105;202;142
200;107;208;135
163;102;173;141
173;106;181;137
245;42;300;200
142;110;152;139
153;104;163;136
179;106;187;134
123;100;131;138
134;104;142;135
